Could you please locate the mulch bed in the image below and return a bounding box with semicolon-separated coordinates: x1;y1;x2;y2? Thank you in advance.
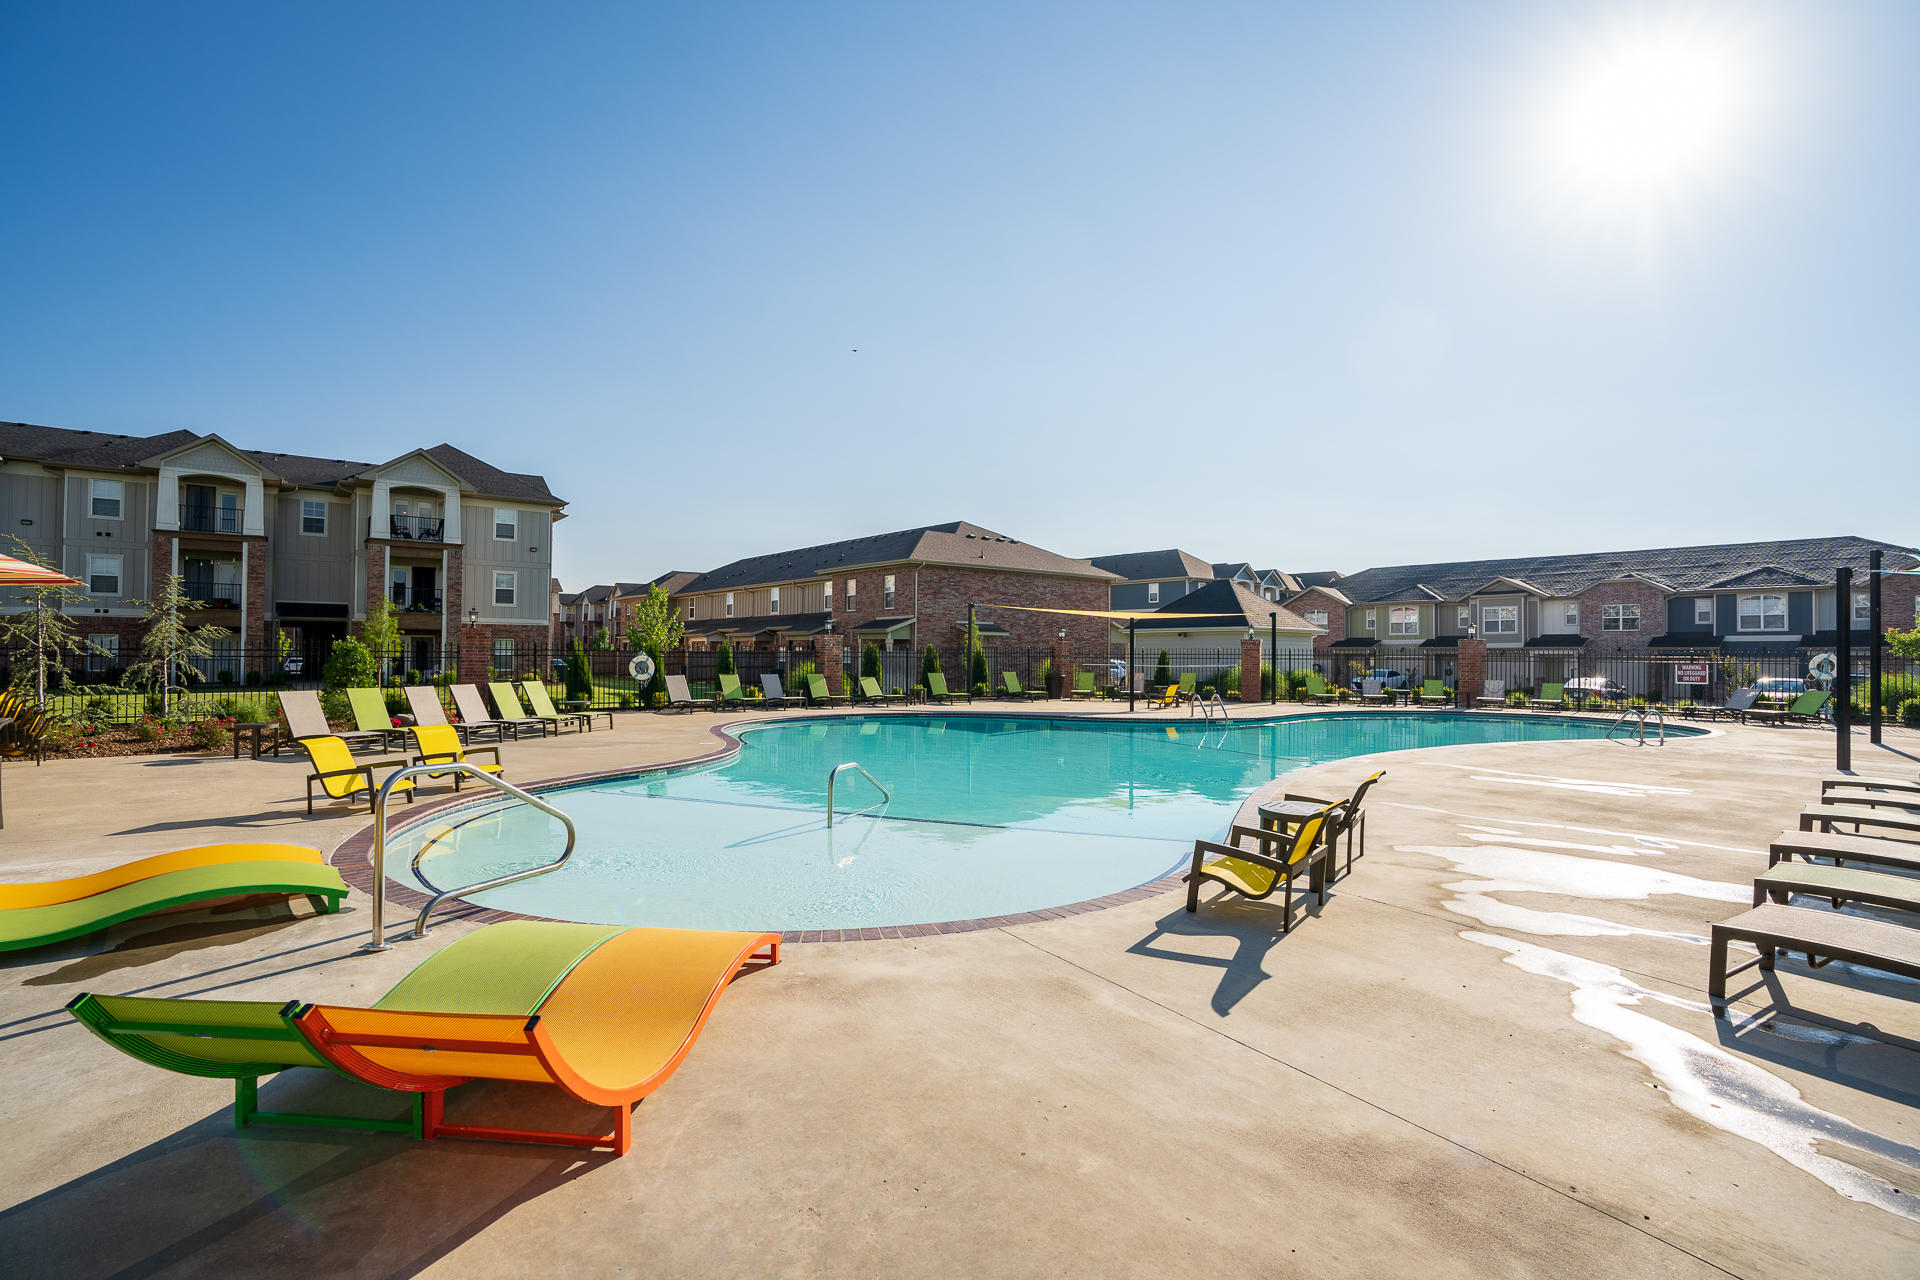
20;722;232;761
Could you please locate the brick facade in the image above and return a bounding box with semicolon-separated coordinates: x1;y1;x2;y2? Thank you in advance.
1288;587;1349;676
242;535;270;652
910;565;1110;675
1240;637;1264;703
1456;637;1487;707
1577;580;1667;655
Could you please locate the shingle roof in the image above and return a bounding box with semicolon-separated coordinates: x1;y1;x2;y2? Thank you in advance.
1130;579;1321;633
643;571;701;595
1291;570;1346;589
685;522;1112;593
1085;549;1214;582
576;584;615;603
0;420;562;505
1210;561;1254;580
1332;537;1917;604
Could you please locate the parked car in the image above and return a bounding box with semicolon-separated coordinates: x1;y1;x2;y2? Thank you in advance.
1108;659;1129;684
1563;676;1628;704
1348;668;1409;691
1751;676;1807;700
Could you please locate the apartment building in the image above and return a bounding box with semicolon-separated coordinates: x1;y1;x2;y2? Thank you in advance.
665;521;1115;665
0;420;564;676
1086;550;1340;610
1288;535;1919;686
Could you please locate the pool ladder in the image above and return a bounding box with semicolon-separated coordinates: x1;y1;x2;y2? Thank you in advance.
1189;691;1231;722
827;762;890;826
1605;706;1666;746
363;761;578;952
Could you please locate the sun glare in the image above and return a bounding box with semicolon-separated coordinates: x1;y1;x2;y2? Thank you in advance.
1528;14;1764;227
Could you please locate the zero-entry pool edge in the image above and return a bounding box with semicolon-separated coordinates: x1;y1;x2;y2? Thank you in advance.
333;710;1707;941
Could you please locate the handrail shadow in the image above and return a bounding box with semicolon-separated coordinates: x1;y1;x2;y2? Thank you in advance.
1127;896;1322;1017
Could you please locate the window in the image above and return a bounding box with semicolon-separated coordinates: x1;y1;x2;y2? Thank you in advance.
725;591;734;617
1602;603;1641;632
1364;609;1376;632
686;602;694;620
1483;604;1518;635
883;574;896;609
769;586;780;615
1305;608;1328;627
493;638;516;671
824;580;834;611
494;509;517;541
1457;606;1470;629
86;554;122;595
1562;603;1579;628
1147;582;1160;604
1694;597;1712;625
301;499;327;535
88;633;118;672
1737;593;1786;632
90;479;123;519
492;571;516;607
1263;588;1276;601
845;579;856;611
1388;606;1418;636
1852;591;1870;625
219;491;240;533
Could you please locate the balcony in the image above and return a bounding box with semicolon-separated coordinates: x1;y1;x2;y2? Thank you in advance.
183;579;242;608
390;587;443;614
388;514;446;541
181;502;242;534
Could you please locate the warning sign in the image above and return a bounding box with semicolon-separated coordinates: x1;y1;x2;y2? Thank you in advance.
1674;663;1711;685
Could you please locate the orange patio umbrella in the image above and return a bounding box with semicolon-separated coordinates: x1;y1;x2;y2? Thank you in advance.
0;551;80;587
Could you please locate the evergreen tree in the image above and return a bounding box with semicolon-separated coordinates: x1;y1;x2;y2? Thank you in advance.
921;644;941;686
1154;649;1173;686
565;639;593;701
716;639;736;676
124;574;233;716
861;642;882;680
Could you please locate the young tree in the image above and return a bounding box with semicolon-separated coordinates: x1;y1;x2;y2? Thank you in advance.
591;626;612;652
360;597;404;684
565;638;594;701
124;574;233;716
921;644;941;686
623;584;685;655
861;642;882;680
0;536;105;701
322;636;379;690
715;639;736;676
1889;625;1920;660
1154;649;1173;686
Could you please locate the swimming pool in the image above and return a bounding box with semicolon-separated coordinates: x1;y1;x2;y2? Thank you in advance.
389;713;1682;932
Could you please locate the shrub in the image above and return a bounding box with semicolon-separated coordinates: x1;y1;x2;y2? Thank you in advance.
1285;669;1311;700
190;717;231;752
143;692;165;717
244;669;262;686
565;640;593;701
405;667;423;685
971;682;988;698
320;689;351;726
617;692;636;710
384;688;408;716
890;685;903;696
969;647;989;691
1904;700;1920;728
1036;658;1052;688
83;694;116;723
322;638;378;691
208;694;270;722
921;646;941;685
1506;690;1528;706
1154;650;1173;686
912;684;926;700
861;642;881;680
789;658;818;689
213;669;232;685
650;691;669;709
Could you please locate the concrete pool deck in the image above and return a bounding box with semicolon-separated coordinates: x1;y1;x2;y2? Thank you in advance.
1;705;1916;1277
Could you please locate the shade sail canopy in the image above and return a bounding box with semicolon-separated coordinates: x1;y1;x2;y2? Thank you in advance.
0;553;80;587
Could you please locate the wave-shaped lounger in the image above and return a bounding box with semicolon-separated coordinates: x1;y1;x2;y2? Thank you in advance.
1;844;344;952
68;920;779;1155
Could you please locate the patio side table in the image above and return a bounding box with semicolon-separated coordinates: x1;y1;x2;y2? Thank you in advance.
231;721;278;760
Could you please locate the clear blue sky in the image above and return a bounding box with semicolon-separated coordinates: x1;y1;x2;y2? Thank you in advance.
3;2;1914;588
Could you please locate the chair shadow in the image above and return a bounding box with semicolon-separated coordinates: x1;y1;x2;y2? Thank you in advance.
1711;968;1920;1109
1127;892;1323;1017
0;1079;605;1280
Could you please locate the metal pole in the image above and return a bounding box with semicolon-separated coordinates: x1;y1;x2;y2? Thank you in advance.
1269;612;1277;704
1128;618;1136;713
1869;549;1883;745
1835;567;1851;773
968;601;975;694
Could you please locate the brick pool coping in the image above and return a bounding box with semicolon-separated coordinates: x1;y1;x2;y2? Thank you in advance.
330;706;1695;943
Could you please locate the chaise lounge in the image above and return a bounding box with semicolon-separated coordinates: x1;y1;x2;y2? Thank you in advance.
1708;902;1920;1010
68;920;780;1155
925;672;970;704
1184;803;1340;932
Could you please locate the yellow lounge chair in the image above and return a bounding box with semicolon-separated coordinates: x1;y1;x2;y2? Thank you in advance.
1144;683;1179;709
295;735;415;814
407;724;503;792
1184;803;1339;931
70;920;780;1156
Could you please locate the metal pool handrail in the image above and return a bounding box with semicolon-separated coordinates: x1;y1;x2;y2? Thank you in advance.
1190;691;1230;722
826;762;890;827
1605;706;1666;746
363;762;577;952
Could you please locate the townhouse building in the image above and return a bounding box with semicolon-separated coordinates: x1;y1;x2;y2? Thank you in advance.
1286;536;1918;691
664;521;1115;667
0;420;564;678
1086;550;1343;612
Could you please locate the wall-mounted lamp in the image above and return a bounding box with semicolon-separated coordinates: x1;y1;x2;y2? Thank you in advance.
465;607;480;629
1466;623;1477;640
1057;627;1066;640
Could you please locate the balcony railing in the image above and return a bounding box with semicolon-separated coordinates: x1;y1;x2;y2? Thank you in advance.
388;514;445;541
390;587;443;613
181;502;241;534
183;580;242;607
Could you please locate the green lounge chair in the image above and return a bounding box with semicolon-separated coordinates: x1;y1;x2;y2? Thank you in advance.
1176;673;1197;704
1527;682;1565;711
717;673;752;708
1068;672;1096;699
861;676;905;704
803;673;849;706
346;687;408;748
277;687;389;753
522;680;606;731
1301;674;1337;704
926;672;970;704
1745;690;1828;726
997;672;1044;700
0;844;346;952
1417;679;1450;707
452;683;541;740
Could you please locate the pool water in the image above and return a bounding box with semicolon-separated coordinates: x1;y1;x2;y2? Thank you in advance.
391;713;1667;931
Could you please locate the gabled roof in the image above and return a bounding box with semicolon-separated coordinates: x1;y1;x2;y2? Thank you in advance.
1210;561;1255;581
1701;565;1822;589
644;571;701;595
686;522;1113;593
1129;579;1322;633
1331;537;1918;604
1288;584;1353;607
1291;570;1346;589
0;420;562;506
1085;549;1214;583
575;584;616;603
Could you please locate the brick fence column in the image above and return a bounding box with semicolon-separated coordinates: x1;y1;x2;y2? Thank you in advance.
1456;638;1487;708
459;624;492;684
1050;635;1072;696
1241;637;1264;703
817;633;845;694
